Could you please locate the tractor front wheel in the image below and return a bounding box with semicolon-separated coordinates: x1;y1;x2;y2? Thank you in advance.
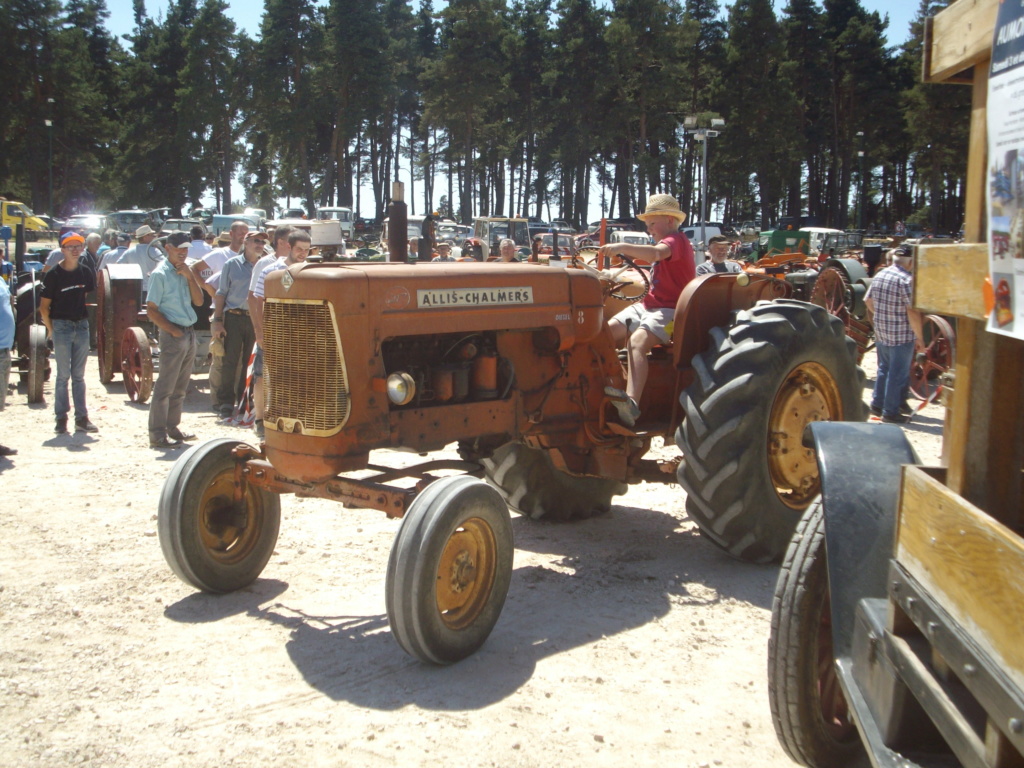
675;300;865;563
386;476;513;665
158;438;281;593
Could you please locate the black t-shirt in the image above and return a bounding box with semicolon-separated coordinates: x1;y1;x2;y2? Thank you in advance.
42;263;96;320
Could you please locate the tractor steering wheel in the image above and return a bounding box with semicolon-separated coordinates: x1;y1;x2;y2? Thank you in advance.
573;251;651;304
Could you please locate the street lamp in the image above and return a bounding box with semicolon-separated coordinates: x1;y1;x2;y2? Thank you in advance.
46;98;54;216
685;116;725;251
856;131;865;231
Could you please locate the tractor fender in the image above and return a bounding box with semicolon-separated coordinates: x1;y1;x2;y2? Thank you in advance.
804;421;918;658
822;257;869;284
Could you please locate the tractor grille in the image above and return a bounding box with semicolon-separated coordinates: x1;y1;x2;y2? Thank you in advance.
263;299;350;436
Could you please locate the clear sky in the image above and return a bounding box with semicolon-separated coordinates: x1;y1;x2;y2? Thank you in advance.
103;0;918;45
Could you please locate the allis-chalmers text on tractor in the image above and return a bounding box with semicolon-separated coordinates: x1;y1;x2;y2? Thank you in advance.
157;253;866;664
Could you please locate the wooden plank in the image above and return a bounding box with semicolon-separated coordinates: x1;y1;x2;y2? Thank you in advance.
914;243;989;319
965;69;990;244
925;0;997;84
897;465;1024;693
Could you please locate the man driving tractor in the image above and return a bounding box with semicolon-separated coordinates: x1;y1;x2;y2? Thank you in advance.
598;194;695;426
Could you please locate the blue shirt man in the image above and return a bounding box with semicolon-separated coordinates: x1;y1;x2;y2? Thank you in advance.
146;231;204;448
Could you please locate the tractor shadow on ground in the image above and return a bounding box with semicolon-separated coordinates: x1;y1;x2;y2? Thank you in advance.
236;503;778;711
163;578;290;623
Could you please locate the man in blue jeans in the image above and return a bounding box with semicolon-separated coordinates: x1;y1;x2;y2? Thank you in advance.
40;232;98;434
864;245;925;424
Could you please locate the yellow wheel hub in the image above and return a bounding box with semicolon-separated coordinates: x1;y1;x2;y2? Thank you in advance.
435;517;497;630
768;363;842;509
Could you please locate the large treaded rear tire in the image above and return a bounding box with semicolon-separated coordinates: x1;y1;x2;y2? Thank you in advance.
768;499;863;766
482;442;626;521
675;300;865;563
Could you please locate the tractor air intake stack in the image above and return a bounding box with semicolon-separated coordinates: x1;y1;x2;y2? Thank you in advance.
387;182;408;263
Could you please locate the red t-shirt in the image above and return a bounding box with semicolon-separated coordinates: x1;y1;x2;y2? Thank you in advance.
643;231;695;310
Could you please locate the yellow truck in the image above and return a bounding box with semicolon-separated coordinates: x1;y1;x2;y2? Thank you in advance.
0;198;49;240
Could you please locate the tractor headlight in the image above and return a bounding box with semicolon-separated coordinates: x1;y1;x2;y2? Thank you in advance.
386;372;416;406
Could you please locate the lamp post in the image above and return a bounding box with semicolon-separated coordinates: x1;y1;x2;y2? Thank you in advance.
856;131;865;231
684;116;725;251
45;97;54;216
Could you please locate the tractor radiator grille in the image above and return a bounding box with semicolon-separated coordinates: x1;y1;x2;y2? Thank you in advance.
263;299;350;436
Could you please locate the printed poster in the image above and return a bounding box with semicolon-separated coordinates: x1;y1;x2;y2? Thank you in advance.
988;0;1024;338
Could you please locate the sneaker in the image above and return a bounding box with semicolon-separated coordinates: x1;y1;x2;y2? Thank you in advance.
167;429;196;442
604;386;641;427
55;418;68;434
219;405;234;418
150;436;183;449
75;419;99;433
899;403;913;416
881;413;911;424
869;404;882;417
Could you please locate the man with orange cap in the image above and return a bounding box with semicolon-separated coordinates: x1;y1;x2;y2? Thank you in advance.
40;232;98;434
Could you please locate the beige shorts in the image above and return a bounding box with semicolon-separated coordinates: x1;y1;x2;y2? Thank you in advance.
612;304;674;344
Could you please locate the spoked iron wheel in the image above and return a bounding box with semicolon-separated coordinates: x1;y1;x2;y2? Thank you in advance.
810;264;871;362
909;314;955;401
96;269;114;384
121;326;153;403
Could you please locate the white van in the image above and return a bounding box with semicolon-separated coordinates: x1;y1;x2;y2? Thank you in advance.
317;206;354;239
681;224;724;265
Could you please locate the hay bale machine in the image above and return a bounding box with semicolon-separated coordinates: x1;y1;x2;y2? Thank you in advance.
767;1;1024;766
156;210;868;665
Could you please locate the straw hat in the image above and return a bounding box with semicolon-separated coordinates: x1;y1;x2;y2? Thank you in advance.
637;194;687;223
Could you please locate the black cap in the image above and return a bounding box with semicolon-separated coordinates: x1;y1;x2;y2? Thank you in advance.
165;231;191;249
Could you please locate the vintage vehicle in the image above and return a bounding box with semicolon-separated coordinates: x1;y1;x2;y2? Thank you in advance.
156;202;868;666
61;213;107;238
281;207;306;219
462;217;531;260
536;232;573;258
108;208;171;234
610;230;653;246
315;206;354;240
210;213;260;235
160;218;205;235
0;198;49;240
767;3;1024;767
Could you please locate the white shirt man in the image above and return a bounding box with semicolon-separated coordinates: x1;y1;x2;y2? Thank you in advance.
116;225;162;291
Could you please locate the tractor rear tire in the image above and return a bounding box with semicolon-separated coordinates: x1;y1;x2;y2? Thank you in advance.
675;300;865;563
482;442;626;522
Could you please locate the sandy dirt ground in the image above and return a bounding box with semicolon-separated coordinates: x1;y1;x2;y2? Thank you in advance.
0;343;944;768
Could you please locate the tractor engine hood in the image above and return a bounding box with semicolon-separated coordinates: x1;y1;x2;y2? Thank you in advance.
260;262;606;482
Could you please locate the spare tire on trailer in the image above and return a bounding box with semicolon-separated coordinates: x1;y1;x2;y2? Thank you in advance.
482;442;626;522
675;300;866;563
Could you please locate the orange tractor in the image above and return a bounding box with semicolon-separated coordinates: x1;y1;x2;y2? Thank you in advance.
157;250;866;664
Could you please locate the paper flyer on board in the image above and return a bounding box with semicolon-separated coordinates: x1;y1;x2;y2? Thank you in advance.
988;0;1024;339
